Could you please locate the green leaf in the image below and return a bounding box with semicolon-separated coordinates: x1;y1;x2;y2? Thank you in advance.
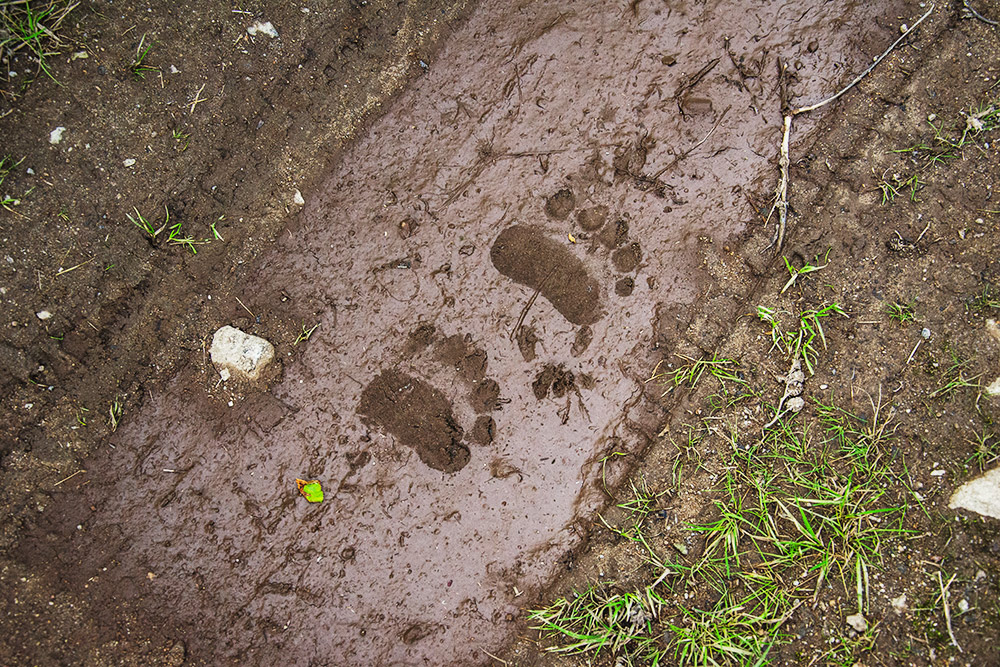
296;478;324;503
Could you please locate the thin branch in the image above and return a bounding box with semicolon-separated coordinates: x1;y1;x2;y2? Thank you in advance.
793;4;935;116
963;0;998;26
938;571;962;653
766;4;935;251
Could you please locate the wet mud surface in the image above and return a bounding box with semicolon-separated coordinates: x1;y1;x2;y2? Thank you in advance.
16;0;909;663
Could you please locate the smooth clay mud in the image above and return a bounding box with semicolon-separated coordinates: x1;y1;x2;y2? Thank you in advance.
23;0;906;664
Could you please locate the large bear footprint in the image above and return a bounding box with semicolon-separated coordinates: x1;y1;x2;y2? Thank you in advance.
356;327;500;474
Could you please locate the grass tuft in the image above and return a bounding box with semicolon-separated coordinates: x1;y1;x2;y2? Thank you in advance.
0;0;78;84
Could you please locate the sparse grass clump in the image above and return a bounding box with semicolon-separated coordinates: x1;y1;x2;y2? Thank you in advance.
0;0;78;84
968;284;1000;312
129;33;158;79
529;582;670;665
885;300;915;323
648;354;743;396
757;302;846;375
128;205;210;254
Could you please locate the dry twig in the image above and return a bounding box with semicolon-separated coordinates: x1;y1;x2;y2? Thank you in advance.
768;4;935;251
937;571;962;653
962;0;998;26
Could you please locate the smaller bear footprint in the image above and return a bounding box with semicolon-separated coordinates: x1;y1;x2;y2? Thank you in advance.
356;326;501;474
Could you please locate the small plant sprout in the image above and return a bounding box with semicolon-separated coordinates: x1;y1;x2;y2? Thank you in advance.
294;323;319;345
172;128;191;151
877;170;923;204
128;206;166;239
930;349;982;399
165;214;204;254
108;396;123;432
0;154;24;188
965;429;999;472
130;33;158;79
757;303;846;375
781;248;830;294
968;285;1000;312
76;406;89;427
210;217;224;240
885;300;915;323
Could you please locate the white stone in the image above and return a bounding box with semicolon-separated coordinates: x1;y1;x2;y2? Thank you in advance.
36;310;52;320
209;325;275;381
123;158;136;167
890;593;907;615
846;613;867;632
949;466;1000;520
986;377;1000;396
247;21;278;38
49;127;66;144
293;189;305;206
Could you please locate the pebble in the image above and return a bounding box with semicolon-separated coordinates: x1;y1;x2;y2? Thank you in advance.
921;327;931;340
49;126;67;145
846;613;867;632
123;158;136;167
209;325;275;382
890;593;907;614
247;21;278;38
36;310;52;320
949;465;1000;520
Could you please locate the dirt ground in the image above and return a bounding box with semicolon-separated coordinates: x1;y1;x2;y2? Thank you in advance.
2;0;1000;665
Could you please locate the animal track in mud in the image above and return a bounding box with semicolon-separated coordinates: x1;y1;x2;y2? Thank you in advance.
531;363;595;424
490;189;644;362
356;327;502;473
490;224;602;326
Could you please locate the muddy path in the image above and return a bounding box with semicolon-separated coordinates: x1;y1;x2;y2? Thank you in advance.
15;0;909;664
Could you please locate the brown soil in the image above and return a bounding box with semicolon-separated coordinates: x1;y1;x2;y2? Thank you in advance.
2;0;1000;665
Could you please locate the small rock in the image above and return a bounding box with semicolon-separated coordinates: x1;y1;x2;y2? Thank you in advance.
949;465;1000;520
958;599;969;613
931;469;946;477
49;126;66;144
890;593;907;615
845;613;867;633
123;158;136;167
921;327;931;340
985;377;1000;396
169;65;180;74
71;51;88;60
975;569;987;581
293;189;305;206
209;325;275;382
36;310;52;320
247;21;278;38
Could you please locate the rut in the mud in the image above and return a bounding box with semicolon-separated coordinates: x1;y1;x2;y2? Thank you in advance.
20;0;906;664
